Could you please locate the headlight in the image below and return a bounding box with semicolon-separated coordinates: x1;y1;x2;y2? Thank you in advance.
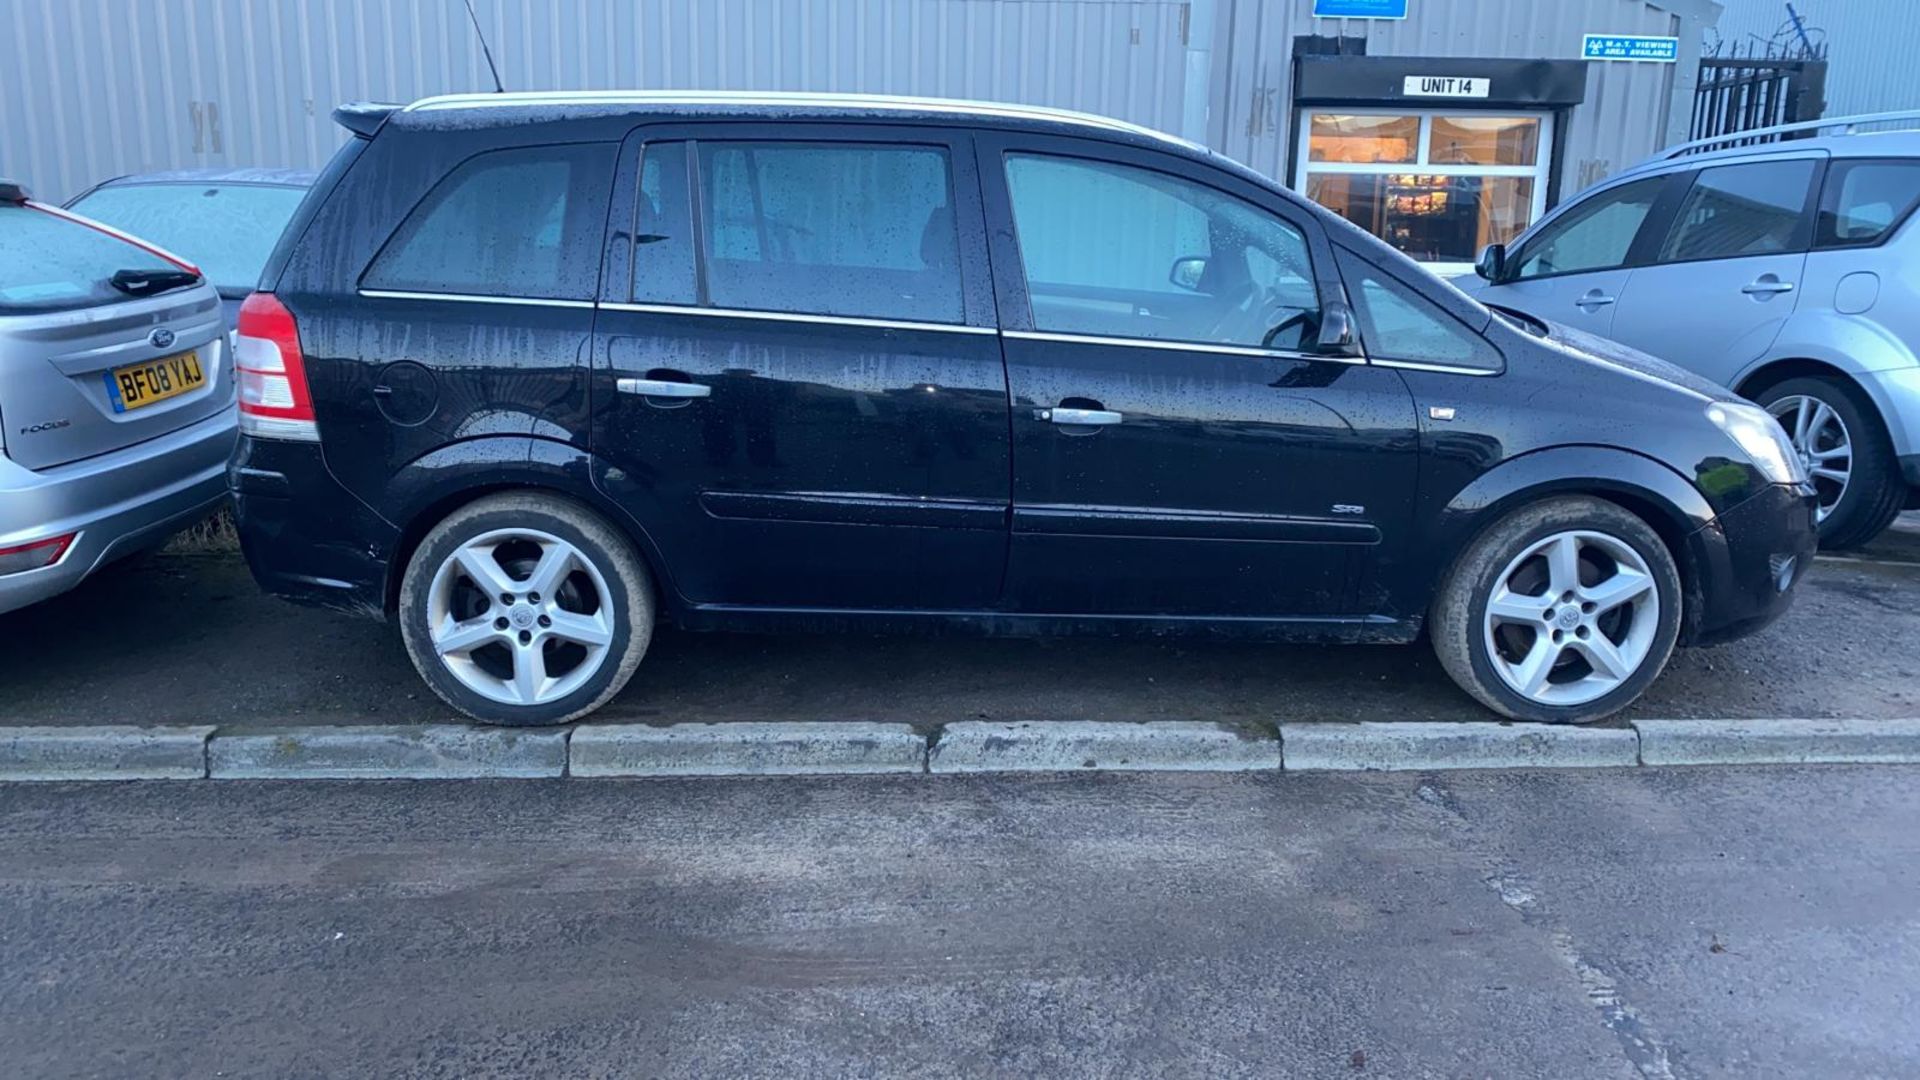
1706;402;1808;485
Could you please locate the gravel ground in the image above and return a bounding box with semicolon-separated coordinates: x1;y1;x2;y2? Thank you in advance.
2;516;1917;728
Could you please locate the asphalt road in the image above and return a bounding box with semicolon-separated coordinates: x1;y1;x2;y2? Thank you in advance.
3;517;1919;727
0;767;1914;1078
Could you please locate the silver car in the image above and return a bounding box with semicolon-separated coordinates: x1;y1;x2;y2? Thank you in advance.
0;180;235;614
1463;111;1920;549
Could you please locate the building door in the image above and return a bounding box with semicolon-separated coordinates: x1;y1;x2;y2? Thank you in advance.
1293;110;1554;275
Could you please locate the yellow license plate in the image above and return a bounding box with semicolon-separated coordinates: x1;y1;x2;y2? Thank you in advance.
106;350;205;413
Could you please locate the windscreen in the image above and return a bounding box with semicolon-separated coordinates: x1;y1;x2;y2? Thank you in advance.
0;203;181;315
68;183;307;295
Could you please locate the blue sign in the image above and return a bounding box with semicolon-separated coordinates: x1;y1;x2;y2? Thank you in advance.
1312;0;1409;19
1582;33;1680;63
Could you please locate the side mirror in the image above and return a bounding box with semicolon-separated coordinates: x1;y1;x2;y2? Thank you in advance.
1475;243;1507;283
1316;301;1362;358
1169;255;1208;291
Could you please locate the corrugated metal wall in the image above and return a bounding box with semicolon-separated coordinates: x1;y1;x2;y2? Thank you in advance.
1;0;1698;203
1714;0;1920;118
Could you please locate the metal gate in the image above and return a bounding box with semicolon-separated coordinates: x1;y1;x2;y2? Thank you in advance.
1692;51;1829;142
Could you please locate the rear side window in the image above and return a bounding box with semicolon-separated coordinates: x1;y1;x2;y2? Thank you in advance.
1510;176;1664;281
696;142;963;323
1659;160;1816;262
0;204;180;315
632;141;697;304
364;143;615;300
1816;159;1920;248
1336;247;1500;372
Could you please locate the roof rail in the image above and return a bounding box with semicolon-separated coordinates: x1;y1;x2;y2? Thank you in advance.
1658;109;1920;160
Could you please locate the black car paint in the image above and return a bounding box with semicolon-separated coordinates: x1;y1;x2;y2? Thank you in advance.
230;98;1816;648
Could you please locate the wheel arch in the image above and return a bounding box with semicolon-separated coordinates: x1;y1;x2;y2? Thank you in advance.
1428;446;1713;640
377;436;681;620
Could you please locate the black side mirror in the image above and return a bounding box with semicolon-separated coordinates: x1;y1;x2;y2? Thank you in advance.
1315;301;1361;358
1168;255;1208;291
1475;243;1507;283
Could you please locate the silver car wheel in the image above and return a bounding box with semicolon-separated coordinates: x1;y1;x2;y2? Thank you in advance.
425;527;616;707
1482;530;1660;708
1767;393;1851;523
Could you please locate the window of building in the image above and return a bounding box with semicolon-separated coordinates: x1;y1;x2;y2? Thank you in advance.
1003;153;1321;350
1816;159;1920;249
696;142;963;323
1508;176;1666;281
364;143;614;300
1297;111;1551;269
1336;247;1501;372
1659;160;1817;263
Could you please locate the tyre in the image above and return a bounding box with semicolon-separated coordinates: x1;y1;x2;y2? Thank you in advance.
397;492;654;726
1431;497;1682;725
1754;375;1905;550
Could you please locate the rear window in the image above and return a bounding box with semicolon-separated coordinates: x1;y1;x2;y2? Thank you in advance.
0;203;181;315
67;182;308;295
1816;159;1920;248
363;143;615;301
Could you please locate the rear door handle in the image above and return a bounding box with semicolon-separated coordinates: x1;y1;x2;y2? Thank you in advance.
1742;279;1796;295
1039;407;1123;426
617;377;711;399
1575;289;1616;309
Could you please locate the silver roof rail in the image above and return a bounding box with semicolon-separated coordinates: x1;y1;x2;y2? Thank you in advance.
1657;109;1920;160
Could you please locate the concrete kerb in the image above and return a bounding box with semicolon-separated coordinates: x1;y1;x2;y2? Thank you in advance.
1;718;1918;781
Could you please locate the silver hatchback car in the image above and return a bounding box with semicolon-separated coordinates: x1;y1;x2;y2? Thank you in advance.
1463;111;1920;549
0;180;235;614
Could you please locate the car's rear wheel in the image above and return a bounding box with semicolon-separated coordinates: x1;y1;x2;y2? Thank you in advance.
1753;376;1904;550
1431;497;1682;724
398;492;653;726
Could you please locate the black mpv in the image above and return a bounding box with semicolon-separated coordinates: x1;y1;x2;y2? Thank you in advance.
231;91;1817;726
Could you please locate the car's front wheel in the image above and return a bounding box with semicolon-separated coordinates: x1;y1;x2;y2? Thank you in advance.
1431;497;1682;724
398;492;654;726
1754;376;1904;550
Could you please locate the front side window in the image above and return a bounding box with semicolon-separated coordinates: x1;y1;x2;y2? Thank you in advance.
1336;247;1500;372
364;143;615;300
1659;160;1817;263
67;182;308;295
1816;159;1920;248
1300;111;1548;265
1004;153;1321;351
696;142;962;323
1510;176;1665;281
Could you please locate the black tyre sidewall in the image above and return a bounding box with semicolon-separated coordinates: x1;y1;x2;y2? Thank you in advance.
399;499;649;727
1444;500;1682;724
1755;376;1903;550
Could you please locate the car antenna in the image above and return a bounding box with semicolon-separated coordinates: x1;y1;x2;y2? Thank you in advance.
460;0;506;93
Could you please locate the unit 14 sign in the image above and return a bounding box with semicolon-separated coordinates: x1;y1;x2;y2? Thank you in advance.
1404;75;1489;98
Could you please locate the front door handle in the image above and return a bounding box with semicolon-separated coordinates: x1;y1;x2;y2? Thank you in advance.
617;377;711;399
1575;289;1616;310
1039;406;1123;426
1742;278;1797;296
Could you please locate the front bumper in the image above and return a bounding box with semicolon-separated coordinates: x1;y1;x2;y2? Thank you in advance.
1683;481;1819;646
229;436;396;619
0;407;237;615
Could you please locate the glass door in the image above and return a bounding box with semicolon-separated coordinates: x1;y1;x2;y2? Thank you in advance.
1293;110;1553;274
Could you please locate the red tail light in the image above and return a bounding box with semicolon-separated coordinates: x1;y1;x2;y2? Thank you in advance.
234;292;320;442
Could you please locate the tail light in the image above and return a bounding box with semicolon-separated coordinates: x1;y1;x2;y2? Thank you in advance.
234;292;319;442
0;533;75;577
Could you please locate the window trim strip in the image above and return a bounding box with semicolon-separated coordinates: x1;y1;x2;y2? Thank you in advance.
601;301;997;335
357;288;596;309
1371;357;1498;376
1003;329;1367;364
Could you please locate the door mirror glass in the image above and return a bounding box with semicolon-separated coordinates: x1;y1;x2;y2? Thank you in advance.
1168;255;1208;291
1474;243;1506;282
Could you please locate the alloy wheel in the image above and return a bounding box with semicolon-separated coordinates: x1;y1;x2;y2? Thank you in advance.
1482;530;1660;707
1766;393;1851;523
425;527;615;707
